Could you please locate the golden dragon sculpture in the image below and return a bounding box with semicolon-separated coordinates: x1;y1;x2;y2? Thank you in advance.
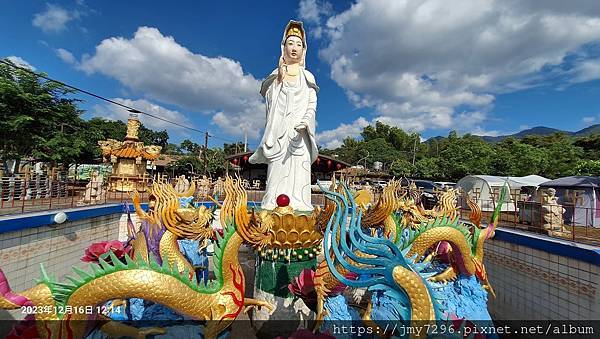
0;177;275;339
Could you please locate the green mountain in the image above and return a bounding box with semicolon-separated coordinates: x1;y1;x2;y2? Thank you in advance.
478;124;599;142
574;124;600;137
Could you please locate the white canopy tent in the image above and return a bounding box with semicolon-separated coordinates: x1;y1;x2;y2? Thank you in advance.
456;175;550;212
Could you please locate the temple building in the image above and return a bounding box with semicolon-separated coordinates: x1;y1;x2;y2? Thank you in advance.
225;152;350;190
98;114;162;192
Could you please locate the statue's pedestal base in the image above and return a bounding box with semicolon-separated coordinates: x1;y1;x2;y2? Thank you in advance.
547;228;571;237
543;222;570;237
252;254;316;338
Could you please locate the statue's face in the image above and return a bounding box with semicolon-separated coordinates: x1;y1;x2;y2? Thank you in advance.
284;36;303;63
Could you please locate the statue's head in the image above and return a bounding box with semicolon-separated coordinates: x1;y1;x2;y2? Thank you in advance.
280;20;306;67
284;35;304;64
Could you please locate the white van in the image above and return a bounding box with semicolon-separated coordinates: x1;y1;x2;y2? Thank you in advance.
312;180;333;192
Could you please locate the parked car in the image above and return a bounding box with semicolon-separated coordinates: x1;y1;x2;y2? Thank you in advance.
412;180;442;209
312;180;333;192
435;181;456;190
373;180;388;190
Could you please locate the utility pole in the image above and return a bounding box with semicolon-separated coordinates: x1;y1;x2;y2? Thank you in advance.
203;131;209;175
244;130;248;153
412;134;418;166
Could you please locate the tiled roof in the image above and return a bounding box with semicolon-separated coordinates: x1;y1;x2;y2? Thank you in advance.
111;144;160;160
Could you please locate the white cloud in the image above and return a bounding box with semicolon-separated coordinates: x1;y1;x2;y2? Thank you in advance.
79;27;265;139
298;0;333;38
308;0;600;135
32;4;75;33
91;98;192;135
467;127;503;137
570;58;600;84
582;116;597;124
55;48;77;65
299;0;322;24
6;56;36;70
317;117;370;149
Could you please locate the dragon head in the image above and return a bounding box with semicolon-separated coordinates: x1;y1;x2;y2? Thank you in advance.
133;181;214;242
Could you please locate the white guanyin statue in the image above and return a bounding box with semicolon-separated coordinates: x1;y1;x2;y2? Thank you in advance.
249;20;318;212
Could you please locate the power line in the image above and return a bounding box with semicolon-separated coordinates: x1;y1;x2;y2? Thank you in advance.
0;59;247;144
1;59;209;134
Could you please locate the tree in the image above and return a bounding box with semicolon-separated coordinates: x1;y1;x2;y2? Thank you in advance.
0;59;175;171
542;141;584;178
574;134;600;160
361;121;417;155
389;158;415;177
361;122;391;142
163;143;183;155
413;157;442;180
204;148;226;176
437;133;494;180
574;160;600;176
522;133;583;178
76;118;127;163
335;138;364;165
167;156;202;176
312;120;598;180
180;139;201;154
139;126;168;149
223;142;246;155
362;138;402;167
491;138;548;177
0;59;86;171
166;148;226;177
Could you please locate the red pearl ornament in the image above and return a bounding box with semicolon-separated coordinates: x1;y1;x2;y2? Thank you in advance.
232;158;239;165
276;194;290;207
243;155;249;162
316;157;321;165
327;160;333;168
336;163;342;170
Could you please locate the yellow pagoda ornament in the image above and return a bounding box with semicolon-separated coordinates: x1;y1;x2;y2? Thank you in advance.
98;114;162;192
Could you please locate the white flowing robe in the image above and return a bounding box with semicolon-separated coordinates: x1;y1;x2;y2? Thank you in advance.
249;69;319;211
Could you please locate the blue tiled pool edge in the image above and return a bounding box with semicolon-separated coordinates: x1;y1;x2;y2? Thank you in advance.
1;204;598;267
0;203;148;233
494;228;600;266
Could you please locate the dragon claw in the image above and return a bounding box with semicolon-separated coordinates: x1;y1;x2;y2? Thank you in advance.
243;299;275;314
312;309;329;333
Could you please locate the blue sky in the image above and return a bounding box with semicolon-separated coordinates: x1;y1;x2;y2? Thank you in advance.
2;0;600;150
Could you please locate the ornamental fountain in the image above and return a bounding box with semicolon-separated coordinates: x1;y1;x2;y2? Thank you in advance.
0;20;502;339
